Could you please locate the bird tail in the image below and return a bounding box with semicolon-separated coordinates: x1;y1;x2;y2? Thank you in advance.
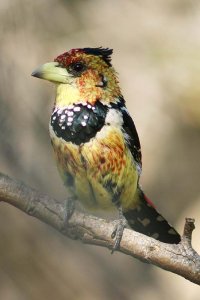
123;188;181;244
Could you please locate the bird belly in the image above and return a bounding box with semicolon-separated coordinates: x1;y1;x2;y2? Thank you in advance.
50;124;139;211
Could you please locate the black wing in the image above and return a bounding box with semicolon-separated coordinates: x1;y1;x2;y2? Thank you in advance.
111;98;142;170
121;107;142;169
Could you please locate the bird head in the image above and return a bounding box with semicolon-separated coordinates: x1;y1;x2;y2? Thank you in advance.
32;47;121;107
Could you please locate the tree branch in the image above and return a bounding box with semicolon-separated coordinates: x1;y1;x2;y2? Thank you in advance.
0;172;200;285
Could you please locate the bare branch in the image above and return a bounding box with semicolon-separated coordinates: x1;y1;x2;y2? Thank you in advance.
0;172;200;285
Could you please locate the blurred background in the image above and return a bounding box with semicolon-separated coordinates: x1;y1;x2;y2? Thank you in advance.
0;0;200;299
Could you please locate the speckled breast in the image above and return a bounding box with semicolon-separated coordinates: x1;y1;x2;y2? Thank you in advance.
50;101;108;145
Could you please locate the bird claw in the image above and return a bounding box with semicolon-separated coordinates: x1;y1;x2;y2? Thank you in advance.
61;197;76;233
111;217;127;254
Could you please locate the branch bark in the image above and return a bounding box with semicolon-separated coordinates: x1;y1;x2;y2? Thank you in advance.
0;172;200;285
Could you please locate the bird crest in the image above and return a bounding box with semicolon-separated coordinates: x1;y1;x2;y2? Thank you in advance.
54;47;113;67
82;47;113;66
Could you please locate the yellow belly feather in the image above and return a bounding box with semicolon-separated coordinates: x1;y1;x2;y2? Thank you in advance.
50;124;138;212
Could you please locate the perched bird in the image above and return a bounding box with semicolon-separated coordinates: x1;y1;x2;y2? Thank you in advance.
32;47;181;250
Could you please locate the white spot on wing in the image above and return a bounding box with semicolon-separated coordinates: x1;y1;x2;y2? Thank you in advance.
142;218;150;226
128;219;135;225
136;205;141;212
168;228;177;235
68;117;73;122
74;106;81;112
67;111;74;116
151;233;159;239
81;121;87;126
138;217;150;227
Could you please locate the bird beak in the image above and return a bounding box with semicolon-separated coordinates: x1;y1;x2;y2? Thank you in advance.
31;62;71;84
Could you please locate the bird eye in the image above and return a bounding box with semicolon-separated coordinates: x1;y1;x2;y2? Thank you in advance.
69;62;86;75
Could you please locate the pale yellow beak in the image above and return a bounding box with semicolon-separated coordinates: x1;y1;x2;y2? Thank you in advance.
31;62;71;84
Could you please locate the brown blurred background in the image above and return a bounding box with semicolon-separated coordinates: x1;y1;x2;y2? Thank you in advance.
1;0;200;299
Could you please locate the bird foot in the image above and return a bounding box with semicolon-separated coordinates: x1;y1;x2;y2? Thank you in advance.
111;216;127;253
61;197;76;233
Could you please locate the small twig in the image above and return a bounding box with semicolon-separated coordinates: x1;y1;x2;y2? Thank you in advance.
182;218;195;246
0;172;200;285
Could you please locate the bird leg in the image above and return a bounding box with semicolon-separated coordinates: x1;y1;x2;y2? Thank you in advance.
111;206;127;253
61;196;76;233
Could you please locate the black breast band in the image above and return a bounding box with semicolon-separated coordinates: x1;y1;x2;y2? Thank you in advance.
51;101;108;145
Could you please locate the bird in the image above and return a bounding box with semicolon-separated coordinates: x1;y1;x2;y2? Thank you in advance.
32;47;181;251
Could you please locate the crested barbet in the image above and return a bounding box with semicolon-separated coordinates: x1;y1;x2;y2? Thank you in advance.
32;47;181;251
